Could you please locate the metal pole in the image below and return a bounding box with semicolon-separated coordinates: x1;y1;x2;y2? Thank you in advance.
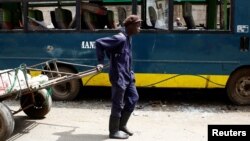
221;0;228;30
207;0;217;29
132;0;137;14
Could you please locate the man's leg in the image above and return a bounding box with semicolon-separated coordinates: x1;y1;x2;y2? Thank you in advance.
109;85;129;139
120;83;139;136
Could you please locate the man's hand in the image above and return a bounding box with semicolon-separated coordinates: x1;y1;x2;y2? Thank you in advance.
96;64;104;72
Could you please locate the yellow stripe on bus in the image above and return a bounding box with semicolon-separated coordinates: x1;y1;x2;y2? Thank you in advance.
29;71;42;76
30;70;228;88
82;73;229;88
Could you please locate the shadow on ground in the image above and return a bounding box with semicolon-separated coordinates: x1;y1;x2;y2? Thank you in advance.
54;129;108;141
7;116;38;141
78;86;229;104
75;87;250;113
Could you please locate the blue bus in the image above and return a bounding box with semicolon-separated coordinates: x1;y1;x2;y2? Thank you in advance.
0;0;249;104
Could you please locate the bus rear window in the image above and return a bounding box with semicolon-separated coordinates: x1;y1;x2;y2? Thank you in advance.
173;0;232;31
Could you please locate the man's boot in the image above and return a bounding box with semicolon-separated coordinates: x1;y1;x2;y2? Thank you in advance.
120;112;133;136
109;116;129;139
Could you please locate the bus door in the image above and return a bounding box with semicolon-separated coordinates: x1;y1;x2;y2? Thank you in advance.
134;0;169;74
141;0;235;88
169;0;233;75
133;0;168;74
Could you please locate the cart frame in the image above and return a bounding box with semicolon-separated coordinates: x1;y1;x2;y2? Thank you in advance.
0;59;103;140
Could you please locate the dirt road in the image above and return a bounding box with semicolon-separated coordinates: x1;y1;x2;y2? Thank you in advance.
4;88;250;141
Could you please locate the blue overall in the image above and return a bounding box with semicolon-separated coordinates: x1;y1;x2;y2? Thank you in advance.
95;29;139;118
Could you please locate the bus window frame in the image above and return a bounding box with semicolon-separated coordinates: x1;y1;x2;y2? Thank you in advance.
170;0;235;34
141;0;235;34
0;0;144;33
79;0;142;33
24;0;79;33
0;0;235;34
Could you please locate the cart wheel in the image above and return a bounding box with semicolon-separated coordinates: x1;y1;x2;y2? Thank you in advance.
227;68;250;105
20;89;52;119
0;103;15;140
49;66;81;101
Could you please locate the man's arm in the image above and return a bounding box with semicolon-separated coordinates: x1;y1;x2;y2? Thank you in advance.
95;34;126;64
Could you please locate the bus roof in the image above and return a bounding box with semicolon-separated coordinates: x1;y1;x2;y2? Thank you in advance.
174;0;206;1
104;0;205;2
0;0;205;3
0;0;142;3
174;0;207;4
103;0;141;2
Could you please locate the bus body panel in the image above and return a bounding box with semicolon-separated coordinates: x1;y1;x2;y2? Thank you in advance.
0;0;250;88
0;31;246;88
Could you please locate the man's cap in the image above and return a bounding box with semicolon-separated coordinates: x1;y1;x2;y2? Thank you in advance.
123;15;142;27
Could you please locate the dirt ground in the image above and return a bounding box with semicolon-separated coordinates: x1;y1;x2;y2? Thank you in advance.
4;88;250;141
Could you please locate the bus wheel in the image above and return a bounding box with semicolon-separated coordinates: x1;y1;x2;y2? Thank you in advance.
0;103;15;140
20;89;52;119
227;68;250;105
50;66;81;101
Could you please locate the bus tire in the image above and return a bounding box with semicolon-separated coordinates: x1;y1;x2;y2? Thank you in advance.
50;66;81;101
20;89;52;119
0;103;15;140
227;68;250;105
